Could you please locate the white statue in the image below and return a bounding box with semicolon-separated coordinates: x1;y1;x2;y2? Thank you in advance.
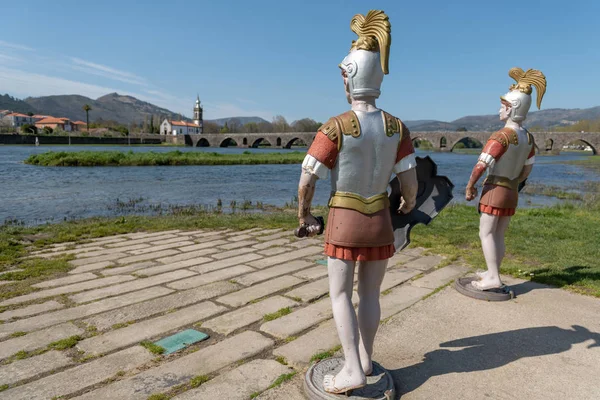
297;10;418;395
466;68;547;290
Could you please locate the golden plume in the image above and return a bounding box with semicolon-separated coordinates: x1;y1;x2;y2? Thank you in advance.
508;67;547;109
349;10;392;74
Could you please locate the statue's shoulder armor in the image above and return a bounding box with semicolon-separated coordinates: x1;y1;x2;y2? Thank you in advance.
525;128;535;146
318;110;361;150
381;110;407;139
490;127;519;148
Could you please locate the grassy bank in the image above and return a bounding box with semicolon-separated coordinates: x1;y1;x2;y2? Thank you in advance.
24;150;307;166
562;156;600;172
1;198;599;302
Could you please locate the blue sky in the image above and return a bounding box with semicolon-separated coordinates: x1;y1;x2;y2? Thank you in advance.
0;0;598;123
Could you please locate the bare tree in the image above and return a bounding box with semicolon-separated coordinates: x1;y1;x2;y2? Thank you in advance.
257;121;274;133
228;118;241;133
203;121;220;133
272;115;290;132
292;118;321;132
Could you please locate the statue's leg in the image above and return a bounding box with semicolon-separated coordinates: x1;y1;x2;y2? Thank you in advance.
472;213;503;290
323;256;366;393
494;215;511;266
357;259;388;376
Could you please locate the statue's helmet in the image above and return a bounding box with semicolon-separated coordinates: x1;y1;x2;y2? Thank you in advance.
500;68;547;122
339;10;391;100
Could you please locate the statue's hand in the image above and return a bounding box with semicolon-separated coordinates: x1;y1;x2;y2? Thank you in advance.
298;214;320;237
398;197;415;214
465;186;478;201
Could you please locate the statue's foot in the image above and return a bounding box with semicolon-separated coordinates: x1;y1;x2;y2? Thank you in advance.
475;269;488;280
323;368;366;395
362;360;373;376
471;276;503;291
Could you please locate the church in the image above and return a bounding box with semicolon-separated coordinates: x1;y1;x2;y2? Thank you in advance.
160;96;203;135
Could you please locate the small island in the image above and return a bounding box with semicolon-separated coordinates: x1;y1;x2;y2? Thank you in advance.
24;150;307;167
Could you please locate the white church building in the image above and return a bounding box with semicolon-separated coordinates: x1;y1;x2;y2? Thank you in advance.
160;96;203;135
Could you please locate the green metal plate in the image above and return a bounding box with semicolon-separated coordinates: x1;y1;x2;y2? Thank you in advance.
153;329;209;355
316;259;327;265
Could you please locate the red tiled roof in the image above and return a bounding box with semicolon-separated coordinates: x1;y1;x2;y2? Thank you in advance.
36;117;68;124
170;120;199;127
72;121;87;125
5;113;30;118
32;114;51;118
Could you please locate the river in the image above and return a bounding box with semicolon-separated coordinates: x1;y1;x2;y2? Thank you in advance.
0;145;598;225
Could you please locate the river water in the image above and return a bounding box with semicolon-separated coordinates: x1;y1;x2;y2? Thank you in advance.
0;145;597;225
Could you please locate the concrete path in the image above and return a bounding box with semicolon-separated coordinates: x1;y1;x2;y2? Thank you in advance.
0;228;597;399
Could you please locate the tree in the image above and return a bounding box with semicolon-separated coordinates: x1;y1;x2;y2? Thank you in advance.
242;122;259;133
203;121;220;133
149;114;154;134
228;118;241;133
21;124;37;135
42;126;53;135
292;118;321;132
272;115;290;132
82;104;92;132
220;122;230;134
257;121;274;133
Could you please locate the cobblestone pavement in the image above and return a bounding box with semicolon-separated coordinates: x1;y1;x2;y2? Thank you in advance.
0;228;469;399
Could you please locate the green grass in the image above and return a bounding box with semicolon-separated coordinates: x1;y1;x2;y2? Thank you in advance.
9;331;27;338
310;345;342;363
147;394;170;400
263;307;292;321
48;335;82;350
409;198;600;297
24;150;307;167
140;341;165;355
189;375;210;388
267;372;297;389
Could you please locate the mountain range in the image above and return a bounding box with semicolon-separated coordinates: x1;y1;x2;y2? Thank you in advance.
1;93;599;131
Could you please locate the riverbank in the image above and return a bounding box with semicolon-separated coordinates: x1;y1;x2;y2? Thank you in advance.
562;156;600;172
24;150;307;166
2;198;598;299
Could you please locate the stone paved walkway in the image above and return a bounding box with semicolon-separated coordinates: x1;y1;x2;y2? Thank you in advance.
0;228;470;399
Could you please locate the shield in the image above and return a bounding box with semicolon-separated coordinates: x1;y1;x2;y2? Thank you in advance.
388;156;454;251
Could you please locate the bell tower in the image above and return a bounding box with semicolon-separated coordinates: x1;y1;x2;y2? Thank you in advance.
193;94;203;133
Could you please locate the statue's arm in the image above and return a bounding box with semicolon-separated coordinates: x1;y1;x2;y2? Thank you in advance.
393;125;418;213
466;135;507;201
518;144;536;182
297;131;338;229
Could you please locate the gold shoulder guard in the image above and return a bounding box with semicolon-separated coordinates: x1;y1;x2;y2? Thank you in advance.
318;111;361;150
490;127;519;148
382;111;405;139
526;129;535;146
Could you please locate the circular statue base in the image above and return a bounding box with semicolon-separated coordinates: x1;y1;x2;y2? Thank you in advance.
304;357;395;400
454;276;514;302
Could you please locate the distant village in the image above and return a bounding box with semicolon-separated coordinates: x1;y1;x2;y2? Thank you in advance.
0;110;87;134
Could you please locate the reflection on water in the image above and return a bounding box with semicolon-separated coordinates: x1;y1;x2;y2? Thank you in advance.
0;145;597;225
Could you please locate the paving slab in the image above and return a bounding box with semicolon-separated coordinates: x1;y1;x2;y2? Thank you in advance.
0;300;64;321
193;229;232;238
83;281;239;331
190;253;263;274
285;277;329;303
69;270;195;303
100;261;157;276
0;275;136;306
273;319;339;368
68;260;115;274
149;236;191;246
258;247;290;256
400;247;425;258
236;260;313;286
260;293;358;339
0;346;153;400
126;241;194;255
248;228;283;236
167;265;255;290
106;234;179;248
68;253;127;267
211;247;258;260
252;238;290;249
217;275;304;307
293;265;328;280
405;255;443;271
372;278;600;400
116;249;181;265
177;239;228;252
247;246;323;269
289;238;322;248
411;265;469;289
156;248;219;264
0;350;73;385
0;323;84;360
255;231;294;241
380;267;423;292
140;257;212;276
255;373;306;400
203;295;298;335
72;331;273;400
32;272;98;289
218;239;259;250
0;287;173;335
126;230;181;240
380;284;432;320
172;359;291;400
77;301;226;355
227;234;255;242
74;244;150;258
388;253;415;266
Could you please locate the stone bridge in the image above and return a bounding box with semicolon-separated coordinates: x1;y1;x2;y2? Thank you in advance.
174;131;600;155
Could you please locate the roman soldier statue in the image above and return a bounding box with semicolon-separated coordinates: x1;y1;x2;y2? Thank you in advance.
296;10;418;395
466;68;547;291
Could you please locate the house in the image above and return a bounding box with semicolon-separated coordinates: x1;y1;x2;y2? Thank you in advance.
35;117;73;132
72;121;87;131
160;96;203;135
2;112;35;129
32;114;52;121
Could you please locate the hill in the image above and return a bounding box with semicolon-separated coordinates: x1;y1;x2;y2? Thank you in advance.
205;116;269;127
0;94;38;114
23;93;183;124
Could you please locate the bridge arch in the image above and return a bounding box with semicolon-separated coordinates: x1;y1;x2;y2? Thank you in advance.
276;137;282;147
251;138;273;148
545;138;554;151
450;136;484;152
242;138;248;146
562;139;597;155
440;136;447;149
196;138;210;147
285;137;307;149
219;138;238;147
